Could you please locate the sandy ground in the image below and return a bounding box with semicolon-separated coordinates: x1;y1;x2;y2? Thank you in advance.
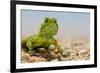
21;37;90;63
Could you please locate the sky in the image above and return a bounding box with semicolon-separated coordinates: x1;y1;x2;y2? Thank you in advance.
21;10;90;42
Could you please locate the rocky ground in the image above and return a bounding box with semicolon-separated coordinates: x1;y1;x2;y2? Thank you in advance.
21;37;90;63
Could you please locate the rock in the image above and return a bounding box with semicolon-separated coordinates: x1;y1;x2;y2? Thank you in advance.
78;48;89;56
60;46;66;51
21;54;30;63
51;59;58;62
28;56;46;62
48;45;56;50
53;48;59;53
38;48;45;51
21;50;31;63
33;53;42;57
37;48;46;53
62;51;70;57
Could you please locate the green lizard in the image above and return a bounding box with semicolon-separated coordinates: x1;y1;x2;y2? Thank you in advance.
21;17;62;55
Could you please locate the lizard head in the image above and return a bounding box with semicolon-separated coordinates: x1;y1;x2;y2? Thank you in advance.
39;17;58;36
44;17;57;24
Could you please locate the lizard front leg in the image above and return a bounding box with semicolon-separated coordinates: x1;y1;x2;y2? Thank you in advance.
54;43;63;54
26;40;36;56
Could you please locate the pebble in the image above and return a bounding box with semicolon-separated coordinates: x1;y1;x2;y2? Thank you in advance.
48;45;56;50
51;59;58;62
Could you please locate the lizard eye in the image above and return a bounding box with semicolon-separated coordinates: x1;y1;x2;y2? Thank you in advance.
45;17;48;22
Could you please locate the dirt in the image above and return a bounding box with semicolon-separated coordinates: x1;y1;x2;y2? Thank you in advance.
21;37;90;63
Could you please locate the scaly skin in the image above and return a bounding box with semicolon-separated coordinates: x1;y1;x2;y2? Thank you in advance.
21;17;62;55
